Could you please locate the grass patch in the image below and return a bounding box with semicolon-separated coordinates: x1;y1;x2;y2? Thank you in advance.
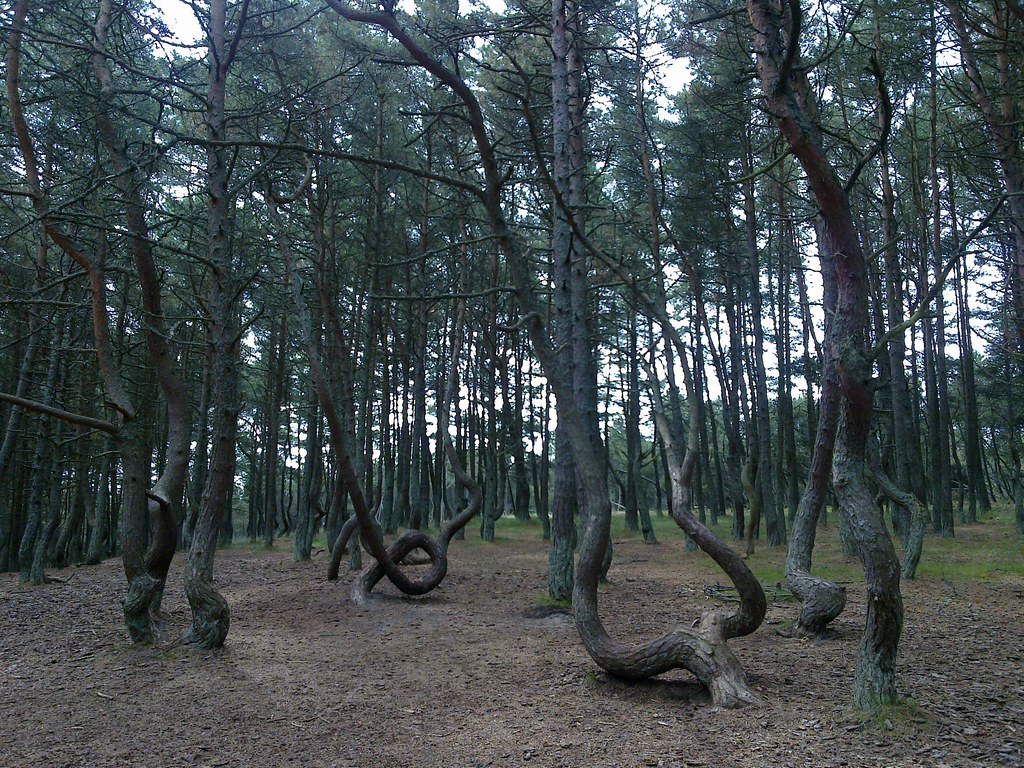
158;645;188;661
262;501;1022;585
536;592;572;609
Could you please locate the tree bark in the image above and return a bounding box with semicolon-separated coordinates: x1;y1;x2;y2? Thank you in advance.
182;0;241;649
740;130;783;548
328;0;766;707
746;0;903;708
92;0;192;638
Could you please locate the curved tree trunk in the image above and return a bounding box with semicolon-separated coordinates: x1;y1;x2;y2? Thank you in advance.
784;218;846;635
269;163;479;604
327;0;766;707
746;0;903;709
783;374;847;633
7;2;165;642
92;0;192;639
867;468;926;580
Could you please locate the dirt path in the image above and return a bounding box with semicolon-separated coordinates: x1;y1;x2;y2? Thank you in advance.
3;530;1023;767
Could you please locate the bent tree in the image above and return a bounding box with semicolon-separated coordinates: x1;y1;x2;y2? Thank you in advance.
6;0;188;641
268;165;480;605
181;0;244;649
91;0;192;641
745;0;904;709
326;2;767;707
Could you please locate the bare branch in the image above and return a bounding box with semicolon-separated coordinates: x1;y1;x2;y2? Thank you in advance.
0;391;119;435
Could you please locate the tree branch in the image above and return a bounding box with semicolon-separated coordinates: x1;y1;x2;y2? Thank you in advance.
0;391;119;435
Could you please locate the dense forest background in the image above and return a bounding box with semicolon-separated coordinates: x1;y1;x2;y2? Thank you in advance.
1;0;1022;714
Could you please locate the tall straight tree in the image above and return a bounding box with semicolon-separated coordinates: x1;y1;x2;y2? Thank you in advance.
739;126;783;547
182;0;247;649
943;0;1024;529
548;0;592;600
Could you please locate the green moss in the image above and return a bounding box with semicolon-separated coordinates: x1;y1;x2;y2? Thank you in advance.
848;696;936;735
536;592;572;609
158;645;187;661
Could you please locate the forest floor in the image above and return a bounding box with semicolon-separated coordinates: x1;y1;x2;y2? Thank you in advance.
3;511;1024;768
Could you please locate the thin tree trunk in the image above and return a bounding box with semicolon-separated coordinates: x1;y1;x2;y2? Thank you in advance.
20;323;63;584
740;131;783;547
182;0;240;649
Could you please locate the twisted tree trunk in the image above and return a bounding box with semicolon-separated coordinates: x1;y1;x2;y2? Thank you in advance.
182;0;241;649
327;0;766;707
92;0;192;639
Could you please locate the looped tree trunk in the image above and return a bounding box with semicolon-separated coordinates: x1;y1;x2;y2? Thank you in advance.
352;530;445;604
347;439;482;603
276;186;482;601
323;1;764;706
327;515;362;581
340;300;481;603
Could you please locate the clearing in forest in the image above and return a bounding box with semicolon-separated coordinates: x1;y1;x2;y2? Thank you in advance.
2;513;1023;768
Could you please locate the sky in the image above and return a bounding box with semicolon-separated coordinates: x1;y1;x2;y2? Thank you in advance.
152;0;203;43
151;0;694;90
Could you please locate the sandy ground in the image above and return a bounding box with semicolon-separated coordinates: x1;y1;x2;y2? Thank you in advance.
3;526;1023;768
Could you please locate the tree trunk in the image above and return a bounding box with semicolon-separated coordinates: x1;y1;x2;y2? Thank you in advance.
547;0;591;598
182;0;238;649
327;0;765;707
741;130;783;547
92;0;193;634
747;0;903;708
0;231;46;573
295;384;321;562
944;0;1024;370
928;21;954;537
264;315;286;547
